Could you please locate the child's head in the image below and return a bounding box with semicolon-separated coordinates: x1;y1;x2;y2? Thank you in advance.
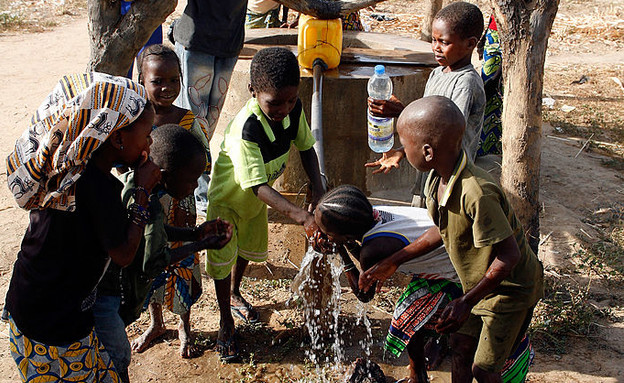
249;47;300;122
314;185;376;244
431;2;483;69
137;44;182;109
397;96;465;172
150;124;206;199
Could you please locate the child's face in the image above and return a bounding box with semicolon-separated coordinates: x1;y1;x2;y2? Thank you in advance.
430;19;475;70
313;208;357;245
162;154;205;200
254;86;299;123
118;106;155;167
141;58;181;109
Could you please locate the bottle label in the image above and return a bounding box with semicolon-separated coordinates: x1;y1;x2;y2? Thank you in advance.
367;113;393;141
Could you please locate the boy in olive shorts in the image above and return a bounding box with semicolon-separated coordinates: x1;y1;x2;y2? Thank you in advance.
363;96;543;382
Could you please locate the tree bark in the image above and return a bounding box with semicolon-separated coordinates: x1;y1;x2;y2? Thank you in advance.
87;0;177;76
273;0;387;19
491;0;559;252
420;0;443;42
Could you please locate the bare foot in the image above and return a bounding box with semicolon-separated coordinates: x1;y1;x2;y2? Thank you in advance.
131;323;166;353
178;313;200;359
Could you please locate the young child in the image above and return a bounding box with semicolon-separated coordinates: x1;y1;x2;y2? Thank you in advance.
314;185;460;383
366;1;485;176
206;47;325;361
94;125;233;382
131;45;211;359
362;96;544;382
5;73;161;382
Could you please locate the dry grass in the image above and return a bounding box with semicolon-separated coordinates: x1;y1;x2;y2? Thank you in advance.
0;0;85;34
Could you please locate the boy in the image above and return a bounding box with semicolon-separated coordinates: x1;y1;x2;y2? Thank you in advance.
366;1;486;175
362;96;543;382
94;125;232;382
206;47;325;361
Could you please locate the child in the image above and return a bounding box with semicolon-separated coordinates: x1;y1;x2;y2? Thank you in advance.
131;45;211;359
5;73;161;382
366;2;485;179
314;185;460;383
206;47;325;361
94;125;233;382
363;96;544;382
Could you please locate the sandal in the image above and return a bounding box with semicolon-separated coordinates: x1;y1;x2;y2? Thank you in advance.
216;331;239;363
231;298;259;323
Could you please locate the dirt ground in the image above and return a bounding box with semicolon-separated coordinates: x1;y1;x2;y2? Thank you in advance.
0;0;623;382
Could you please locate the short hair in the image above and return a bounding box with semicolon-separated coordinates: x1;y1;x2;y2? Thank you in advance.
250;47;300;93
434;2;484;40
150;124;206;172
316;185;375;237
137;44;182;83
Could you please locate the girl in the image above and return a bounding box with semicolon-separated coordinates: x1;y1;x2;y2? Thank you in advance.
131;44;210;359
5;72;161;382
314;185;534;383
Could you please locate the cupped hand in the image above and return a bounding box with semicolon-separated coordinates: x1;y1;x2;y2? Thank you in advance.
434;297;472;334
134;155;161;193
364;148;405;174
199;218;233;249
358;259;398;293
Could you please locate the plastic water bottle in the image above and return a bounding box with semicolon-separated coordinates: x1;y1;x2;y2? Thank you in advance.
367;65;394;153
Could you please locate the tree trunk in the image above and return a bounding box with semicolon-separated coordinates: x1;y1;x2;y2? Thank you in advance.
274;0;387;19
87;0;177;76
420;0;443;42
492;0;559;252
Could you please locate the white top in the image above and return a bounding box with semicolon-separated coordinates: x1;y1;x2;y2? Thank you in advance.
363;206;460;282
247;0;279;14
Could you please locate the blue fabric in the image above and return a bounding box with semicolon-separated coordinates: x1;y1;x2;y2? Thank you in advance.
93;295;131;383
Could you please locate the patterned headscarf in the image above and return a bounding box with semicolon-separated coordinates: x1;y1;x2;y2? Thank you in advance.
6;72;148;211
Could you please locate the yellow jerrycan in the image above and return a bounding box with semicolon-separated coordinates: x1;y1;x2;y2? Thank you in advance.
297;15;343;70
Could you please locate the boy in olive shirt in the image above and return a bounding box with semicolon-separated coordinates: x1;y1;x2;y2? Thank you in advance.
360;96;543;382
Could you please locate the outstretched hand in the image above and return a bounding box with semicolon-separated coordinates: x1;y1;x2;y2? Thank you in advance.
197;218;233;249
365;148;405;174
435;297;472;334
358;258;398;293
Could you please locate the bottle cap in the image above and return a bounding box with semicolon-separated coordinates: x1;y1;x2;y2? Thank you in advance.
374;65;385;75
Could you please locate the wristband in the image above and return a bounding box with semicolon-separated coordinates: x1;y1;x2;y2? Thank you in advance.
128;202;150;226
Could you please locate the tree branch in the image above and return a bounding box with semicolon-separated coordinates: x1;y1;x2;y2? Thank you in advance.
273;0;388;19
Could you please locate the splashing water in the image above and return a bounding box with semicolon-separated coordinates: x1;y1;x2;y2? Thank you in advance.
354;301;374;358
291;246;344;367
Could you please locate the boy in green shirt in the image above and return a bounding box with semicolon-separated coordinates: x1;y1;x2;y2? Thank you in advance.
360;96;543;382
206;47;325;361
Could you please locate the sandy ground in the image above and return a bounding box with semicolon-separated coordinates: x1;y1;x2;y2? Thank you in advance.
0;5;623;383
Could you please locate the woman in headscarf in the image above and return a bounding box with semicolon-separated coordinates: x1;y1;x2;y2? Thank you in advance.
5;72;161;382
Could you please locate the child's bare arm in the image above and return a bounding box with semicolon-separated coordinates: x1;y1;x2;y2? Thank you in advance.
359;226;443;292
109;158;162;267
298;148;325;208
253;183;317;234
167;219;233;264
435;234;521;334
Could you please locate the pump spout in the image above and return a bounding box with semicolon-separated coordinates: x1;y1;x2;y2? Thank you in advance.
311;58;328;192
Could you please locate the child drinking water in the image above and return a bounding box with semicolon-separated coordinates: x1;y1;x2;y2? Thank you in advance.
131;44;212;359
315;185;535;383
94;124;233;382
206;47;324;361
5;73;161;382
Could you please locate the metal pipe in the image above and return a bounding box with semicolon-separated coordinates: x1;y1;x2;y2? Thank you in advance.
311;59;328;191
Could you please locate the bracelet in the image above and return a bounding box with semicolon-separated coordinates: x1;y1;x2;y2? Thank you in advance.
133;186;150;201
128;202;150;226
